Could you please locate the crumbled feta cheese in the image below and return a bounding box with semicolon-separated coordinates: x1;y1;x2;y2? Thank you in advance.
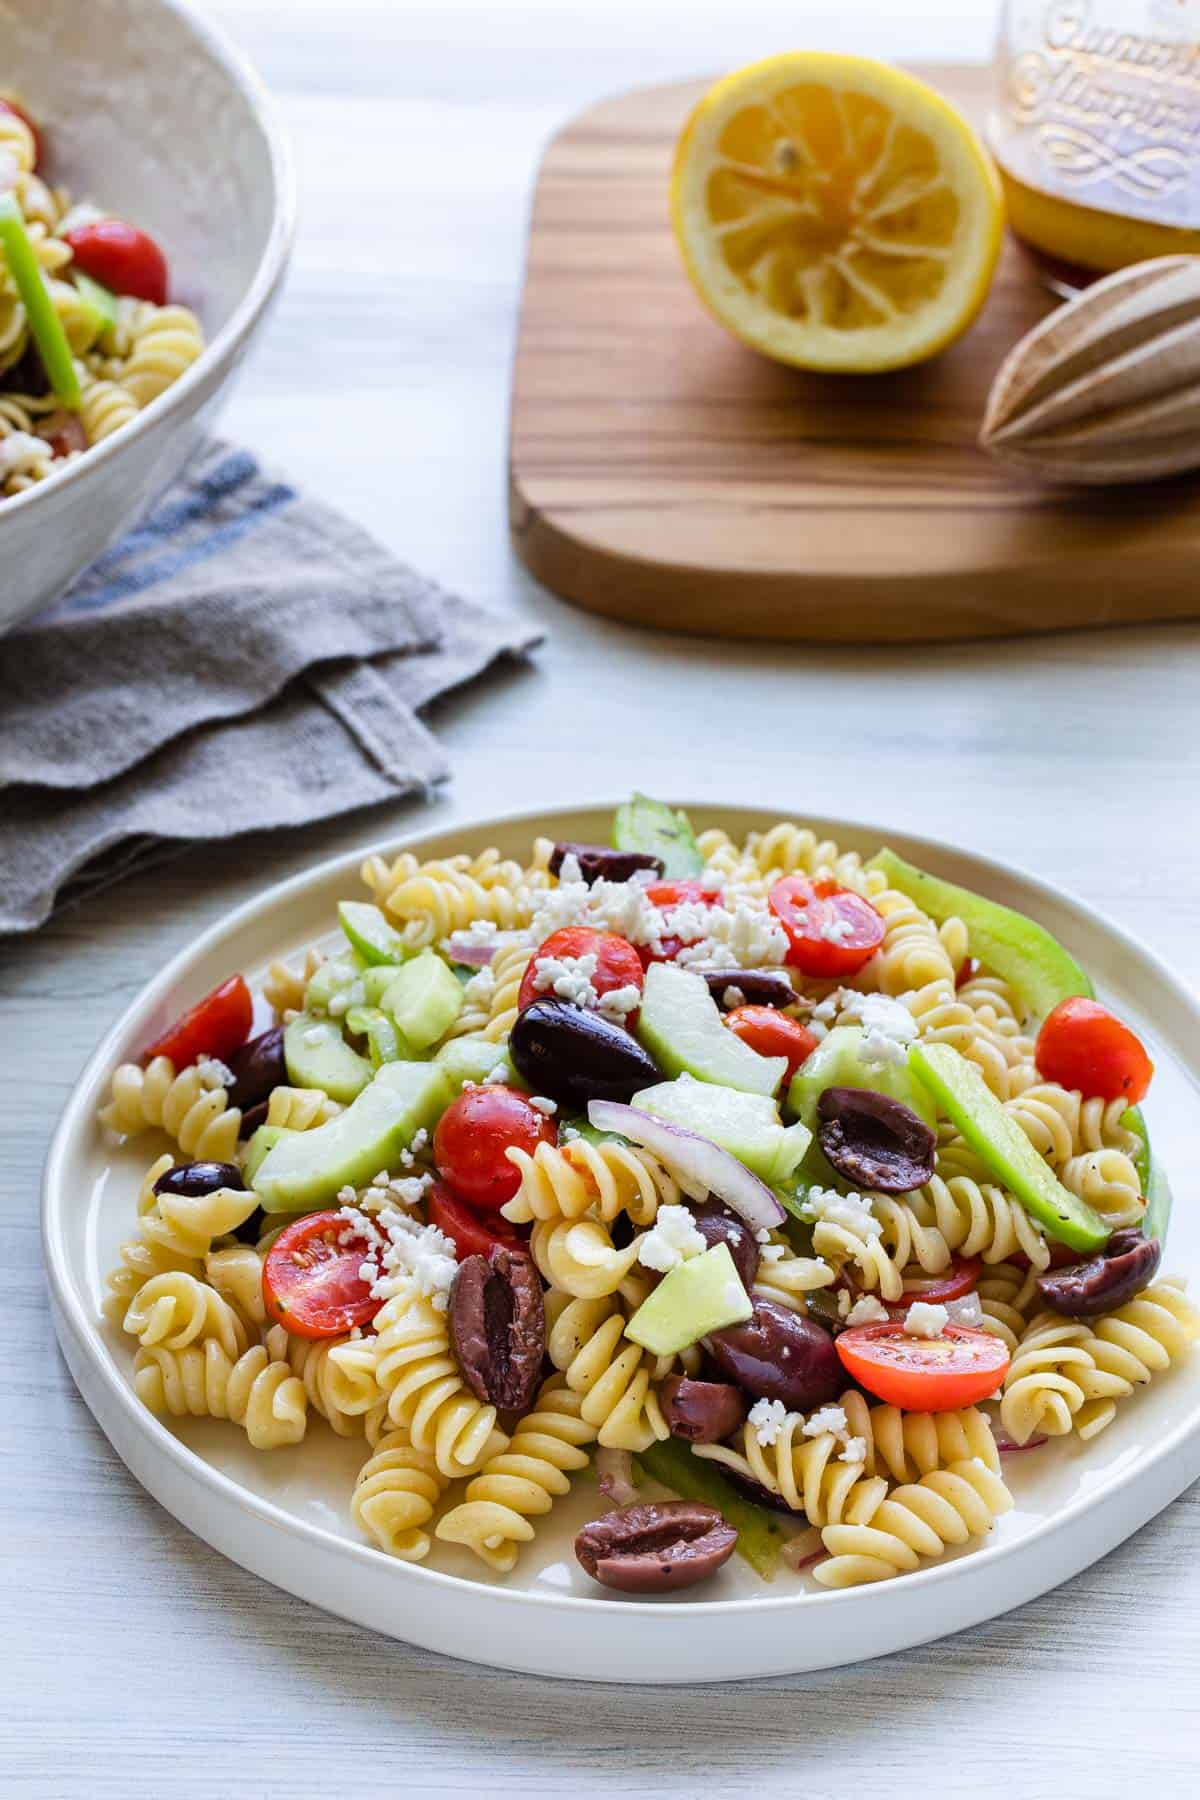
341;1200;458;1307
528;1094;557;1116
754;1228;770;1245
351;1170;434;1216
196;1057;235;1089
748;1398;790;1447
839;1436;867;1464
803;1405;848;1440
556;852;583;886
818;914;855;944
597;982;642;1023
722;986;746;1010
836;992;918;1070
759;1241;786;1264
411;1129;429;1155
904;1300;949;1339
462;966;496;1008
451;919;499;947
532;950;600;1008
482;1063;508;1084
844;1294;890;1327
802;1187;882;1240
637;1204;707;1273
671;898;789;971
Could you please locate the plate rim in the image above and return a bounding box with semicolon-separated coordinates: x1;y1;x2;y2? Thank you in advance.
43;798;1200;1626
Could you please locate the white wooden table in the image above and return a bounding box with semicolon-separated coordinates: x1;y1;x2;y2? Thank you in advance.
7;4;1200;1793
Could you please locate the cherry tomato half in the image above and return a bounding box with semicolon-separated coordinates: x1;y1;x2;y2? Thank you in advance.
433;1085;556;1211
263;1210;379;1338
893;1257;982;1309
0;98;43;168
517;926;644;1020
63;218;168;305
724;1006;819;1082
836;1322;1010;1411
1035;997;1153;1104
427;1180;527;1261
768;876;885;978
640;878;718;967
142;974;252;1069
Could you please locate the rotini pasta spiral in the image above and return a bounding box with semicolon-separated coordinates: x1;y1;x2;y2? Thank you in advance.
751;1239;836;1313
104;1237;203;1328
204;1243;267;1329
814;1459;1013;1586
806;1197;906;1301
503;1137;677;1228
266;1324;383;1437
975;1260;1039;1354
860;873;958;995
697;1411;889;1525
436;1377;597;1570
98;1056;242;1160
264;1085;341;1131
999;1312;1124;1444
903;1173;1050;1270
544;1293;668;1451
481;940;533;1041
78;374;139;444
134;1341;307;1449
531;1216;646;1300
262;945;325;1020
839;1390;1001;1482
1058;1148;1145;1231
1070;1280;1200;1440
352;1430;449;1560
1005;1082;1142;1166
120;305;204;407
122;1270;248;1360
373;864;534;950
372;1288;507;1478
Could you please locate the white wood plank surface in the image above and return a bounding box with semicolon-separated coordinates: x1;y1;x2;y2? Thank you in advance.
6;4;1200;1794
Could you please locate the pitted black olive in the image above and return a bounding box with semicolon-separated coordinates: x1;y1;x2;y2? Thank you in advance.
699;969;797;1011
816;1086;936;1194
689;1199;760;1291
237;1099;271;1141
1036;1228;1162;1318
227;1026;287;1113
449;1247;545;1411
549;842;665;885
153;1160;246;1198
575;1501;736;1592
707;1298;842;1411
509;998;661;1109
660;1375;746;1444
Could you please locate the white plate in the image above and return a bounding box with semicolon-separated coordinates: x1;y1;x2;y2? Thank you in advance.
43;804;1200;1682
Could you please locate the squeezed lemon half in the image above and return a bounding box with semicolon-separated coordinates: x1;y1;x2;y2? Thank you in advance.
671;53;1005;372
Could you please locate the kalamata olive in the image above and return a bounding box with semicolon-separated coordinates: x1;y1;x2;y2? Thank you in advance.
660;1374;746;1444
689;1199;760;1290
509;997;661;1109
449;1246;545;1411
237;1099;270;1141
549;841;665;885
153;1160;246;1198
226;1025;287;1113
723;1469;801;1515
574;1501;736;1593
816;1086;936;1194
708;1297;842;1411
1036;1227;1162;1318
232;1206;266;1245
699;969;796;1011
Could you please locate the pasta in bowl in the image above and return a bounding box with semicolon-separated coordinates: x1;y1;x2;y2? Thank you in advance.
84;798;1199;1618
0;0;292;631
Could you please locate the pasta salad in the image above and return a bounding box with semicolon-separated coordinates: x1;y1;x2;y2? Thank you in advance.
0;95;204;497
98;800;1198;1594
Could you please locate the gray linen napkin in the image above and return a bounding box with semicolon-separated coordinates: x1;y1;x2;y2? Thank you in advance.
0;439;540;933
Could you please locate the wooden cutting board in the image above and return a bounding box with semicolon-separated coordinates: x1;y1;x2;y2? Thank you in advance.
508;65;1200;642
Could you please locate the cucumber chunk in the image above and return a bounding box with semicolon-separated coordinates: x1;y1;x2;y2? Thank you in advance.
283;1014;373;1103
338;901;409;966
633;1077;810;1184
637;961;786;1097
253;1061;453;1212
787;1026;936;1134
612;793;702;880
345;1005;404;1068
434;1035;515;1090
909;1041;1109;1252
625;1242;752;1356
361;966;399;1007
868;847;1093;1020
242;1124;294;1186
381;951;464;1050
304;954;365;1016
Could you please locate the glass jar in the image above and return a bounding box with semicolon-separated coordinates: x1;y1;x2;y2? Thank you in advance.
990;0;1200;268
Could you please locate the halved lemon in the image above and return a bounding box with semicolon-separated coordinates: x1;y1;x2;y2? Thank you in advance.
671;53;1004;372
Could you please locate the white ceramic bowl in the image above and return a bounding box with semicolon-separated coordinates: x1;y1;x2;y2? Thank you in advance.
44;805;1200;1681
0;0;294;633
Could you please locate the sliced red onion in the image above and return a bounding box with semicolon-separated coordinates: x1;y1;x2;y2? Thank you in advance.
992;1426;1049;1455
944;1293;984;1328
595;1445;639;1506
587;1101;785;1232
782;1533;825;1572
446;929;527;967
